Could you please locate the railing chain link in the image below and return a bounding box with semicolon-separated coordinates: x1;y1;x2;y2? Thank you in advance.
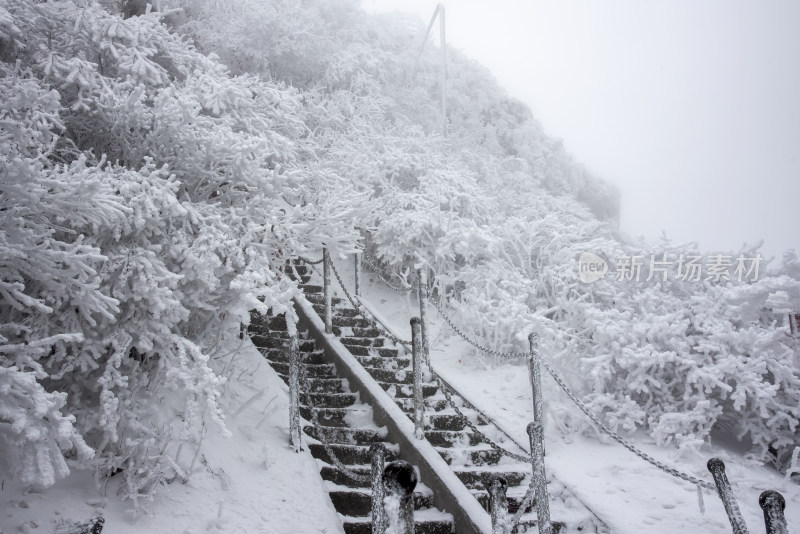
360;255;416;293
298;255;325;265
509;476;538;529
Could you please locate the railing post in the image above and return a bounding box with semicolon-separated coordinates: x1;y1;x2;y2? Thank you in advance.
486;476;510;534
323;248;332;334
527;333;544;455
289;330;302;452
383;460;417;534
410;317;425;440
417;269;429;363
707;458;750;534
759;490;788;534
355;253;361;297
370;443;386;534
527;422;552;534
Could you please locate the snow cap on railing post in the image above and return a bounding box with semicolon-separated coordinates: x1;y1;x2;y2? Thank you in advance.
416;268;429;364
383;460;418;534
527;421;552;534
486;476;510;534
707;458;751;534
289;330;302;452
410;317;425;440
370;443;387;534
759;490;788;534
323;248;332;334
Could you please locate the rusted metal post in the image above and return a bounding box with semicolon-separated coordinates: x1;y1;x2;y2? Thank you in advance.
370;443;386;534
417;269;429;364
355;253;361;297
527;333;544;455
410;317;425;440
289;330;302;452
383;460;417;534
759;490;788;534
707;458;750;534
528;422;552;534
486;476;510;534
323;248;332;334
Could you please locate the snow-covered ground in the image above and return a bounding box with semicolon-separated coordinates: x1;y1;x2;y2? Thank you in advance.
330;253;800;534
0;333;344;534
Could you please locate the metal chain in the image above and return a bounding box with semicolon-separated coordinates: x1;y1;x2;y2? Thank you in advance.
298;255;325;265
535;355;716;491
299;355;371;483
428;297;529;359
432;373;530;464
327;257;413;346
509;476;538;528
360;255;416;293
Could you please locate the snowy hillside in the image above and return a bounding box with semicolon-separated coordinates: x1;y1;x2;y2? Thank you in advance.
0;0;797;532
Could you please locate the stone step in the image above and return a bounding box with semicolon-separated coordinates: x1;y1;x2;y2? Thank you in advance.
300;406;371;428
301;392;358;409
394;397;448;413
263;350;327;366
305;377;347;394
346;345;398;358
357;355;410;369
304;424;386;445
383;382;438;398
424;430;482;448
308;443;398;466
320;465;371;488
332;325;383;338
327;486;434;517
249;335;316;352
363;367;412;384
471;489;537;516
313;304;361;318
332;316;374;329
300;283;324;294
305;294;344;306
269;361;335;378
435;446;504;466
427;413;466;431
341;336;385;348
454;467;528;490
342;515;453;534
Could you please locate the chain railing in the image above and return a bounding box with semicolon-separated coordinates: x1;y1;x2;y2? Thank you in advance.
360;254;416;293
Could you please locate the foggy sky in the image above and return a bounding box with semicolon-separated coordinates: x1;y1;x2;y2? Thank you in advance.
365;0;799;261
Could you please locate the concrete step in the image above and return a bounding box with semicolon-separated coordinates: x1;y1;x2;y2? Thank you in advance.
313;304;361;318
424;430;482;448
305;294;344;306
300;283;324;293
332;325;383;338
269;361;335;378
304;424;386;445
306;377;347;394
394;397;448;413
346;345;399;358
332;316;373;329
308;443;398;466
300;407;371;428
356;355;410;369
427;413;466;431
320;465;371;488
454;466;528;490
383;382;438;398
435;446;504;466
363;367;413;384
341;514;453;534
249;335;316;352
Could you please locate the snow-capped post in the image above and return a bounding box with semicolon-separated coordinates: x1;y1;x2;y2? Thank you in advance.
410;317;425;440
370;443;387;534
486;476;510;534
759;490;788;534
527;333;545;455
354;252;361;297
289;329;302;452
707;458;750;534
417;268;429;363
383;460;418;534
527;421;552;534
323;247;332;334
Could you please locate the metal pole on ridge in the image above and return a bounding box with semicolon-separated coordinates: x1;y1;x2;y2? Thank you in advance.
528;422;552;534
707;458;750;534
370;443;387;534
410;317;425;440
288;330;302;452
527;333;545;455
759;490;788;534
323;248;332;334
383;461;418;534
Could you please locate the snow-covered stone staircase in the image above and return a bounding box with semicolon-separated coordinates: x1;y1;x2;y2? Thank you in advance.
248;264;454;534
295;262;609;534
